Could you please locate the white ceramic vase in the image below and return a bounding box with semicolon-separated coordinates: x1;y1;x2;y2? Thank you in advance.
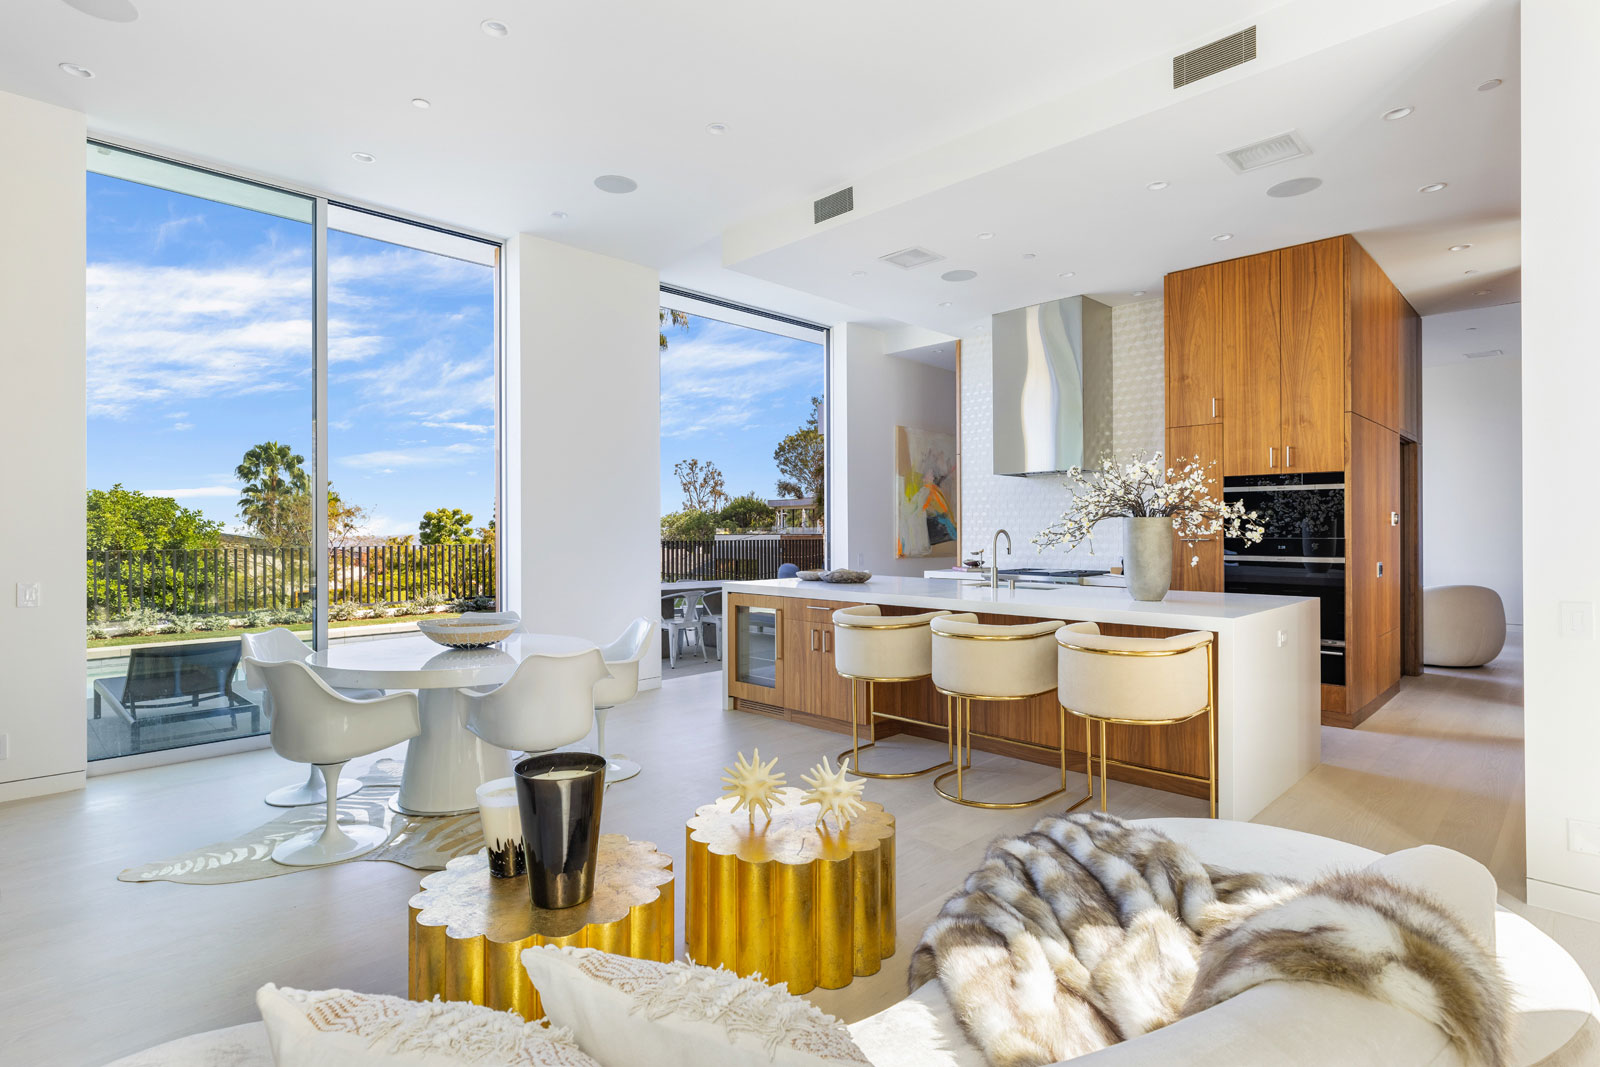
1124;516;1174;602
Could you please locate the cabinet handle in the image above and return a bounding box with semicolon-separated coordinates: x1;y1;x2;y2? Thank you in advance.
811;628;818;652
805;604;831;612
1268;446;1276;469
823;630;831;653
1286;445;1293;468
1211;397;1218;419
774;610;782;659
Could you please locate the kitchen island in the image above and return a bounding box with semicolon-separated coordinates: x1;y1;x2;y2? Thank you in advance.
721;576;1319;821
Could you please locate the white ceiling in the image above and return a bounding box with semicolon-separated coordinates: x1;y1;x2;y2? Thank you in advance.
723;0;1521;332
1422;302;1521;366
2;0;1303;328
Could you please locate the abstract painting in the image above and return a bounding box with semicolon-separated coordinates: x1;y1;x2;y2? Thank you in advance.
896;426;958;558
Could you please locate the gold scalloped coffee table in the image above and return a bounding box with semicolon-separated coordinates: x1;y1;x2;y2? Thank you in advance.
686;787;895;994
409;835;673;1020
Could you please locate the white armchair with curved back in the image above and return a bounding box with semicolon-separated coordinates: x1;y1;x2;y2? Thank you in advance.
593;617;654;783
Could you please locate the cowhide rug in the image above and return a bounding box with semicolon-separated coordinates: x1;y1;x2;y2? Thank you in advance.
910;811;1509;1067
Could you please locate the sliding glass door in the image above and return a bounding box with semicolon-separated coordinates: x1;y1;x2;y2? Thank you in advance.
84;145;500;762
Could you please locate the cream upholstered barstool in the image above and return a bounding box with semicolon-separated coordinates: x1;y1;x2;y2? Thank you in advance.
1055;621;1217;818
832;605;953;778
929;613;1093;810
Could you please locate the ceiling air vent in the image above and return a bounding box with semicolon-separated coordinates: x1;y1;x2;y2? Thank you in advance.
1219;129;1313;174
879;246;945;270
1464;349;1504;359
1173;26;1256;88
813;187;854;224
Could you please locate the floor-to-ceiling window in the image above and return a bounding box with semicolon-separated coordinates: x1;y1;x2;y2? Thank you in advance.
657;288;826;676
84;145;500;762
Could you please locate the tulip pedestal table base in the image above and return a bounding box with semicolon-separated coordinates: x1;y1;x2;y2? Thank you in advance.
685;787;895;995
408;836;674;1021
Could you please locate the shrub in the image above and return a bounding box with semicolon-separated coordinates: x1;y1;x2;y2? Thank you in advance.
123;607;169;636
329;601;356;621
661;509;717;540
170;614;200;633
418;590;450;608
193;615;229;632
718;493;776;531
87;624;109;641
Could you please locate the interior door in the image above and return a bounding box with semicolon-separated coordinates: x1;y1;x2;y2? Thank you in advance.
1221;251;1283;476
1164;263;1224;429
1279;238;1345;472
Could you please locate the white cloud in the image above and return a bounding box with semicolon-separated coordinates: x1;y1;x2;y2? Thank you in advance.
340;442;484;470
170;422;194;431
659;321;821;439
140;485;238;498
422;420;492;434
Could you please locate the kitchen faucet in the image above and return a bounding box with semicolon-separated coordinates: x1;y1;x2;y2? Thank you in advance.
989;529;1011;593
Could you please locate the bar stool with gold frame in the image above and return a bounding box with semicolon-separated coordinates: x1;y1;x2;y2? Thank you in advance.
1055;622;1217;818
929;613;1094;810
832;604;954;778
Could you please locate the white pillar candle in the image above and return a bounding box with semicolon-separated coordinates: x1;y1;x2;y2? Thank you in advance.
475;777;522;849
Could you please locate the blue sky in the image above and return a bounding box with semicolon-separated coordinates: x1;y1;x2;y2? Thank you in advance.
658;311;823;512
86;173;496;540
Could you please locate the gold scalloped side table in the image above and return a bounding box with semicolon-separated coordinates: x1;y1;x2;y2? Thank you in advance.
409;834;673;1020
685;787;895;995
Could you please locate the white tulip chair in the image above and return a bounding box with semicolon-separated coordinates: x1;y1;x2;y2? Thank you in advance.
246;658;421;866
592;617;654;783
241;627;383;807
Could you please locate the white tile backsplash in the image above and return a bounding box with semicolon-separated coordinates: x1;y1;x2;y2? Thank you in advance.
960;298;1164;571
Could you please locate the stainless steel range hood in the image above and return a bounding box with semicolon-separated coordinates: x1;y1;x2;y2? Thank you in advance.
991;295;1112;476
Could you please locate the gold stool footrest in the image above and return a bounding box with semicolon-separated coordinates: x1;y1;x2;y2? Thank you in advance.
838;741;950;780
934;696;1095;811
843;679;953;780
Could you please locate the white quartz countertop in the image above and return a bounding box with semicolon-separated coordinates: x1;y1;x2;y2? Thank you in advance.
723;575;1312;633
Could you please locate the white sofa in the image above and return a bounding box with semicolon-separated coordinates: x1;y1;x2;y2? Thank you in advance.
106;819;1600;1067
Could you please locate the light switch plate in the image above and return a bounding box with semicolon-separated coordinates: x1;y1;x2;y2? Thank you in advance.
15;582;40;608
1570;818;1600;857
1560;601;1595;640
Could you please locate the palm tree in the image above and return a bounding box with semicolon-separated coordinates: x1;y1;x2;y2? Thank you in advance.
236;441;310;544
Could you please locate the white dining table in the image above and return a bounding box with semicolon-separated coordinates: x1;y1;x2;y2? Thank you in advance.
307;631;597;816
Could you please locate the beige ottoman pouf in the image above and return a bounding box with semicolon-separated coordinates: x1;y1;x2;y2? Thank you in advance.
1423;584;1507;667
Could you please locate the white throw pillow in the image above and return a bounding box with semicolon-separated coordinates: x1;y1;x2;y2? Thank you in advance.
520;946;871;1066
255;984;601;1067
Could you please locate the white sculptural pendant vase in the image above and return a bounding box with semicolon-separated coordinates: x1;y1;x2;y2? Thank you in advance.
1124;516;1174;602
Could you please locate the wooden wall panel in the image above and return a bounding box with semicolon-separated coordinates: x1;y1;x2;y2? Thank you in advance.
1345;237;1401;431
1221;252;1282;475
1279;238;1346;472
1398;298;1423;442
1167;422;1225;592
1165;263;1224;429
1346;414;1401;712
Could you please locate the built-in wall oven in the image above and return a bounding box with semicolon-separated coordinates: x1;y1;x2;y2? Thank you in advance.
1222;473;1346;685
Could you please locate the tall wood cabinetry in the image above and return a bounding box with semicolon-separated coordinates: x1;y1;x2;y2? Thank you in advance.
1164;235;1421;727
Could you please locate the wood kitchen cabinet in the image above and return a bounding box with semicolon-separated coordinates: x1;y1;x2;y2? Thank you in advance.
1344;414;1401;719
1220;251;1283;475
1279;238;1346;471
731;594;855;727
1164;261;1224;429
1167;423;1224;592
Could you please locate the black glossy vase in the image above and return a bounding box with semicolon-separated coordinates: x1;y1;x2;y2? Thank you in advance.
512;752;606;909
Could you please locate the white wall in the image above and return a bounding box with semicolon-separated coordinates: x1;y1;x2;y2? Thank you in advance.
1523;0;1600;919
503;235;662;686
1421;353;1522;623
0;91;88;801
828;324;958;577
958;298;1165;572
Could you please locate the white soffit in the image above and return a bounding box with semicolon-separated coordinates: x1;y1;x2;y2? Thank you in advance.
1421;303;1521;366
723;0;1518;331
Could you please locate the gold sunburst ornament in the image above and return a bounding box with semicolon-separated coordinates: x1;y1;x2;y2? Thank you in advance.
720;748;787;823
800;756;866;830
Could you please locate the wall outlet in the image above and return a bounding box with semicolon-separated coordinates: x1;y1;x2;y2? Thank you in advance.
1559;601;1595;640
1570;818;1600;857
15;582;40;608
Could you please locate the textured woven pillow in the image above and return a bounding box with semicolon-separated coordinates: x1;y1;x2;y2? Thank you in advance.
255;984;601;1066
520;946;871;1066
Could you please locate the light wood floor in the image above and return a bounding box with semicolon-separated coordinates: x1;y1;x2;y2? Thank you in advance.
2;629;1592;1067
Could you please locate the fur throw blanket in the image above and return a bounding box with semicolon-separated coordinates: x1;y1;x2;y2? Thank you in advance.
909;812;1509;1067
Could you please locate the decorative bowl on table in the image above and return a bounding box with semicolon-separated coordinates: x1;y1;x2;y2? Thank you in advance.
417;616;518;648
820;568;872;584
795;569;825;581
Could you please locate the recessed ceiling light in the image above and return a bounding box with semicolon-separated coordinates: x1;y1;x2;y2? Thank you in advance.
705;122;728;135
411;97;432;109
1463;269;1479;275
1212;232;1234;242
1449;244;1472;252
1266;176;1323;198
1058;271;1075;279
1020;252;1037;260
480;18;509;37
1146;181;1169;191
850;270;867;278
1132;290;1148;297
61;0;138;22
58;62;94;78
1477;78;1503;92
941;269;978;282
351;151;376;163
1467;327;1478;331
549;210;568;220
975;232;994;240
1382;105;1414;121
594;174;638;194
1418;182;1448;194
938;301;952;308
